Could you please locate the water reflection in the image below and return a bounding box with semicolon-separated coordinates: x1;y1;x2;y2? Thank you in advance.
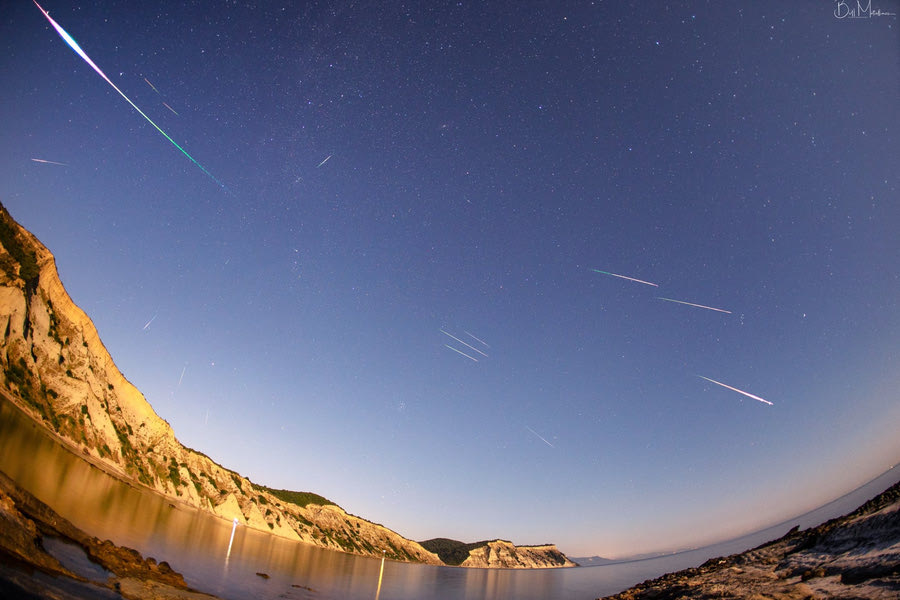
374;551;385;600
43;536;111;582
226;518;239;561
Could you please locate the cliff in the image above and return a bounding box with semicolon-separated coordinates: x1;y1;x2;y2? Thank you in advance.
421;537;577;568
0;203;439;564
0;202;575;569
461;541;577;569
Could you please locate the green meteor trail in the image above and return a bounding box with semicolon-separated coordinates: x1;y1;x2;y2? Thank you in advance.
33;1;226;191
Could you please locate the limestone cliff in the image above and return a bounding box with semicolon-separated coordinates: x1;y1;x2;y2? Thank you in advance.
0;203;438;565
0;202;576;569
461;541;577;569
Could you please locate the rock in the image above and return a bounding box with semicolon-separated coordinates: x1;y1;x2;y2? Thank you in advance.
597;480;900;600
456;540;577;569
0;468;216;599
840;563;900;585
800;567;825;581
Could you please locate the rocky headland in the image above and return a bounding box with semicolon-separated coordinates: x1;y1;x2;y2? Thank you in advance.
0;202;573;569
598;480;900;599
421;537;577;568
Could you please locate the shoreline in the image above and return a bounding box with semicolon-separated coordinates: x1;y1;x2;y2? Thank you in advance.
0;388;217;519
0;467;224;600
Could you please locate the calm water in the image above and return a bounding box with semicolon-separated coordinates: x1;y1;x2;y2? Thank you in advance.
1;397;897;600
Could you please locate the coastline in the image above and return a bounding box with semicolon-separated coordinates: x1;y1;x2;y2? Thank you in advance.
0;468;224;600
0;388;244;529
3;448;899;599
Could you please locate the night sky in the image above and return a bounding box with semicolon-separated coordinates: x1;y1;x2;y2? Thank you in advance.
1;1;898;558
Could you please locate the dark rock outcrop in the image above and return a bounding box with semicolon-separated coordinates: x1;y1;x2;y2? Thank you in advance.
599;481;900;600
0;468;216;599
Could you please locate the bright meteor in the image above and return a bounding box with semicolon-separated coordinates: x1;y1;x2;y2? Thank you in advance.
31;158;68;166
591;269;658;287
698;376;773;406
658;297;732;314
33;1;226;190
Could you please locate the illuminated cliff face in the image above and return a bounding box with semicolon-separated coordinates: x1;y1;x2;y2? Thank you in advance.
460;541;578;569
0;203;438;564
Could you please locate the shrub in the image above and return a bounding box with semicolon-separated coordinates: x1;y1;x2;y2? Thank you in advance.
257;486;334;508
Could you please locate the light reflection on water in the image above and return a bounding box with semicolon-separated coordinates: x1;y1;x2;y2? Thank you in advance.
1;397;898;600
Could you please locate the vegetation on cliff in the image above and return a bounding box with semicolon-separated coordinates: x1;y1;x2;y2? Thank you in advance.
420;538;493;566
0;206;39;289
254;485;333;509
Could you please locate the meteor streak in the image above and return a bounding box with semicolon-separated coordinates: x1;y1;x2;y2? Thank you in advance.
464;330;490;348
444;344;478;362
316;154;332;168
143;77;159;93
31;158;68;166
658;297;731;314
162;102;179;115
525;426;554;448
142;314;157;330
440;329;488;357
33;1;226;190
698;375;773;406
591;269;658;287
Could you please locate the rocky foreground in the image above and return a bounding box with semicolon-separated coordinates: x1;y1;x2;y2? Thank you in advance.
0;468;223;600
599;480;900;600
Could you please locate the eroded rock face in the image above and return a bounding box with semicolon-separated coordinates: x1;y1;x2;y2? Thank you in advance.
460;541;578;569
0;204;440;565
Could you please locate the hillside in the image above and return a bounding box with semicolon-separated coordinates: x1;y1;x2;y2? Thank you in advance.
0;202;574;568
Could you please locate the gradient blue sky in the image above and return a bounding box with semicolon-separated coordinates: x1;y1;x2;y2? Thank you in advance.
1;1;898;558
